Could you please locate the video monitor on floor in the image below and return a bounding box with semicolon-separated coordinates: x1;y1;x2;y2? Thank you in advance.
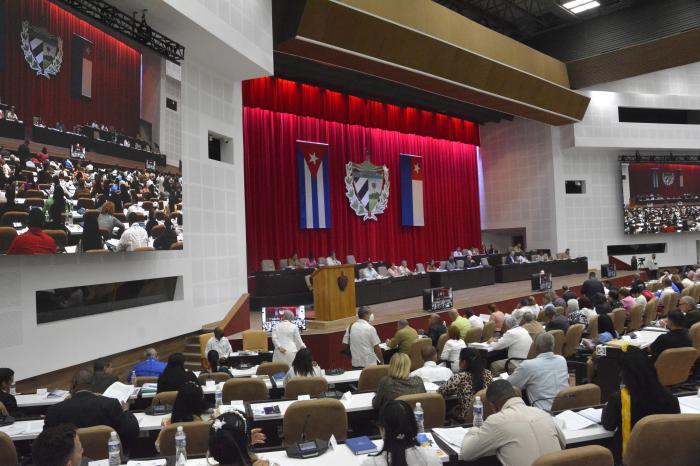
621;162;700;234
261;306;306;332
0;0;183;256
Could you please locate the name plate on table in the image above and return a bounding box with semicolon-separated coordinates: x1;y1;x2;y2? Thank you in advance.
423;287;453;311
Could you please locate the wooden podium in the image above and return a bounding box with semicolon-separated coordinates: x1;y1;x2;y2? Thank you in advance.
311;265;357;321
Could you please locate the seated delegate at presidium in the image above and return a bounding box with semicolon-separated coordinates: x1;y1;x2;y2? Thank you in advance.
440;325;466;373
325;251;341;265
284;347;322;384
459;380;565;466
409;346;453;383
132;347;167;376
361;262;381;279
272;310;306;366
507;333;568;411
206;327;233;361
438;348;493;422
362;400;441;466
6;208;57;255
45;369;139;452
342;306;383;369
372;353;426;412
31;424;84;466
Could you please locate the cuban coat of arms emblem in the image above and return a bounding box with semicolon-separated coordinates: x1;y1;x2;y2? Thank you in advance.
20;21;63;79
345;151;390;221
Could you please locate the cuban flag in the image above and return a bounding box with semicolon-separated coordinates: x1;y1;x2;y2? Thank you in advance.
297;140;331;229
401;153;424;226
71;34;93;99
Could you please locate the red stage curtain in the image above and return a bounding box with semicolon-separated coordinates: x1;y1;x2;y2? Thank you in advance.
243;77;480;146
0;0;140;136
243;106;482;273
629;163;700;198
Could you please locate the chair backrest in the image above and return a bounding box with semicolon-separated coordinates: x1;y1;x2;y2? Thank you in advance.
654;347;699;386
243;330;269;351
563;324;584;358
1;211;28;226
222;378;268;403
0;402;7;416
169;241;183;250
279;259;288;269
133;246;156;252
691;284;700;302
416;263;425;273
43;229;67;247
158;421;210;456
284;377;328;398
199;332;213;369
439;260;447;269
554;306;565;316
408;338;433;371
628;304;644;332
689;322;700;358
24;189;44;199
317;257;326;266
659;293;679;317
76;425;114;461
23;198;44;207
83;209;100;222
481;321;495;341
299;257;309;267
134;376;158;387
346;255;356;264
377;265;389;277
0;431;18;466
436;332;449;355
77;198;95;209
358;365;390;391
644;297;659;323
587;315;599;341
550;384;601;412
256;362;290;377
151;224;165;238
537;310;549;323
456;260;464;269
396;393;446;430
152;390;178;406
533;445;613;466
610;308;626;335
0;227;17;253
547;330;565;356
197;372;230;384
623;414;700;466
283;399;348;445
680;286;691;298
260;259;275;271
464;326;483;344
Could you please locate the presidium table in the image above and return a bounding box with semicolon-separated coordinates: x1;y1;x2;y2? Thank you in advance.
495;258;589;283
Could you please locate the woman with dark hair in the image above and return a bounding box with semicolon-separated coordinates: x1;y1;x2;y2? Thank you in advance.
47;182;66;228
145;208;158;237
0;182;27;216
154;218;178;250
362;400;441;466
283;347;322;384
602;346;679;461
206;350;232;378
79;214;104;252
438;348;493;422
156;353;197;393
208;411;268;466
155;381;208;451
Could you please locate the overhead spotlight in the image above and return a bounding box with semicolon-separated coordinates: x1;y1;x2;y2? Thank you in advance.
562;0;600;14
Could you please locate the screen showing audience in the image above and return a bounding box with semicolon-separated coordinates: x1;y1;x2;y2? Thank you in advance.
261;306;307;332
0;0;183;256
621;162;700;235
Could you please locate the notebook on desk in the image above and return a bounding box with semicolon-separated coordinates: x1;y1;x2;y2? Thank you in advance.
346;436;378;455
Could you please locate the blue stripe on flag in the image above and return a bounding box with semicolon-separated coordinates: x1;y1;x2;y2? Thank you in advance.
311;166;319;228
400;154;414;226
297;153;307;229
323;158;332;228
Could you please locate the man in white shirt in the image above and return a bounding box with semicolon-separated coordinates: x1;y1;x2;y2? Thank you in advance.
398;260;411;276
487;316;532;375
325;251;341;266
117;213;148;251
452;246;462;258
460;380;565;466
409;346;453;383
342;307;382;369
205;327;233;361
515;253;529;264
361;262;380;280
465;308;484;330
507;333;569;411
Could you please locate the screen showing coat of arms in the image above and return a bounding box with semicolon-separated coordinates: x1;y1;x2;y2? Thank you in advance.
0;0;183;256
621;162;700;235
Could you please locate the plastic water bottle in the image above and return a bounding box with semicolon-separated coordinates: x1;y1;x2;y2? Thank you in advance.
130;370;137;384
473;396;484;428
107;431;121;466
215;384;223;408
9;381;16;396
175;426;187;465
414;402;425;433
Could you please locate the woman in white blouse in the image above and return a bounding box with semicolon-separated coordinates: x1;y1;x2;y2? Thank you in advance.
272;310;306;367
440;325;466;373
283;347;322;384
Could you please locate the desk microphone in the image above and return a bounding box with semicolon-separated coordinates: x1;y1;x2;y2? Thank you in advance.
300;414;311;442
286;413;329;459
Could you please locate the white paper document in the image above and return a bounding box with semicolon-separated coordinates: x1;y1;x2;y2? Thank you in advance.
555;410;598;431
577;408;603;423
126;461;167;466
678;396;700;413
433;427;467;448
102;381;135;403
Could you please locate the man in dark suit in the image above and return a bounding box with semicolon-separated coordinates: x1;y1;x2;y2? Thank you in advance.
45;369;138;451
649;310;693;358
544;308;570;333
89;359;119;394
581;272;605;301
562;285;577;302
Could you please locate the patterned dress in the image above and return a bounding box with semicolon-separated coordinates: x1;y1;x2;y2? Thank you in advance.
438;370;494;421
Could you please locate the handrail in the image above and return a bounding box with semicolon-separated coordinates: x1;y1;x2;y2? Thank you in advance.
202;293;250;332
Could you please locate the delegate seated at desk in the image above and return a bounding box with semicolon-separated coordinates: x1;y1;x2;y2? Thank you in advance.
206;327;233;360
362;263;381;280
459;380;565;466
32;424;84;466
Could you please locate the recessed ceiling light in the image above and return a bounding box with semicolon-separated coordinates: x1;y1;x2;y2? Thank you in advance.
562;0;601;13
